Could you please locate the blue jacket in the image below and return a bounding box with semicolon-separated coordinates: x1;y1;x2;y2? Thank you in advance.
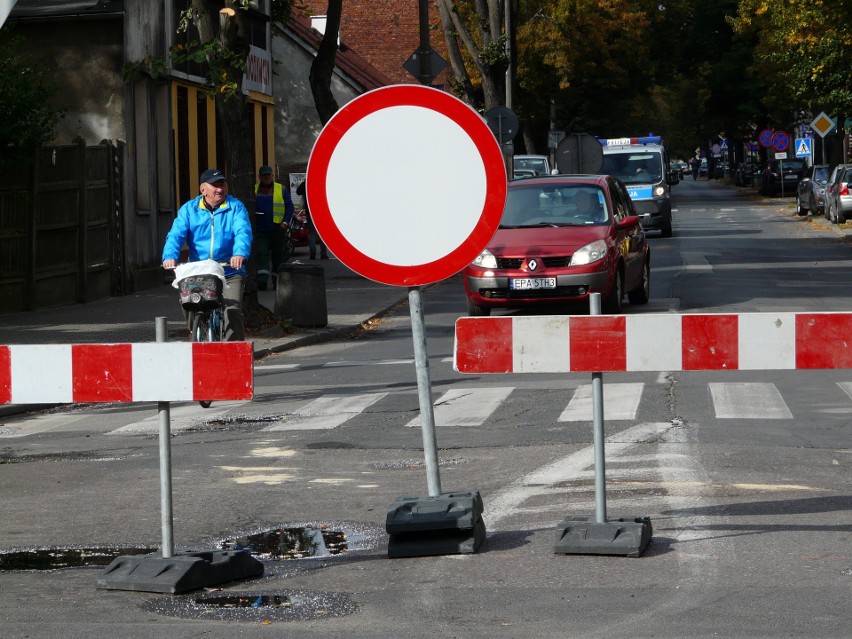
162;194;253;277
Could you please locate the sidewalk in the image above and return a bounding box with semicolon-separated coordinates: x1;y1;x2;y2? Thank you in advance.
0;253;409;358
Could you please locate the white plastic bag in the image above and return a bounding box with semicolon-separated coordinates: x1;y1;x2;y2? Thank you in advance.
172;259;227;289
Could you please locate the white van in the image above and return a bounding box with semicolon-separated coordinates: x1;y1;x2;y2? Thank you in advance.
597;136;679;237
513;155;551;178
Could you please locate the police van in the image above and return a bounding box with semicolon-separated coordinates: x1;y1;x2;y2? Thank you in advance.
597;136;679;237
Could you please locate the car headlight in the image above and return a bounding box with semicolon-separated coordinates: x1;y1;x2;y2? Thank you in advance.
570;240;608;266
472;249;497;269
654;185;666;197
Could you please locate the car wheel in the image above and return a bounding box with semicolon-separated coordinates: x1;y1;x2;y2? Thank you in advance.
627;260;650;305
796;195;808;216
467;299;491;317
602;269;624;314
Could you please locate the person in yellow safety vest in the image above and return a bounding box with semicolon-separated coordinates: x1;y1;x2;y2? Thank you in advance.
254;165;295;290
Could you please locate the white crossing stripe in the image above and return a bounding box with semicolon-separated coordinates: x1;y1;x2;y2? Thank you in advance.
263;393;387;431
559;383;645;422
107;401;249;434
837;382;852;403
404;387;514;428
322;359;413;368
709;382;792;419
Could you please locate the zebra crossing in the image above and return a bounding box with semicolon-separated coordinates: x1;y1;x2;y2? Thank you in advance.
3;376;850;438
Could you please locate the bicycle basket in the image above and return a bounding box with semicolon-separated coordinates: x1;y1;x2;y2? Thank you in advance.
178;274;223;310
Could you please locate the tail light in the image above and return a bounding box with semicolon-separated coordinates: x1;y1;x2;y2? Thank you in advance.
840;183;850;196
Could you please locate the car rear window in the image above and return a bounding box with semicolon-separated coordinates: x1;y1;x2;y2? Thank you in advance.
502;185;610;227
814;166;830;181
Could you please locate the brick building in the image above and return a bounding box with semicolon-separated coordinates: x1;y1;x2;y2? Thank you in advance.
300;1;449;86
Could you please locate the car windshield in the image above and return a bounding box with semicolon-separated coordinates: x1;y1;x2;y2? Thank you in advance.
600;151;663;184
501;185;610;227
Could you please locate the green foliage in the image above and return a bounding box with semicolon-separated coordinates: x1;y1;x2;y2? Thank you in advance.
730;0;852;119
0;26;62;172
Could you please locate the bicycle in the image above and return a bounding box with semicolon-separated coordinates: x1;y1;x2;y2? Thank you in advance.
172;259;228;408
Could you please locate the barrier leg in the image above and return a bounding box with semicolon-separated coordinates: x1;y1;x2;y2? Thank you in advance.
384;287;485;558
554;293;652;557
97;317;263;593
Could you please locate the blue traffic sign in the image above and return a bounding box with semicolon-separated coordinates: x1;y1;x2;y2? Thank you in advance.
771;130;790;152
758;129;774;148
795;138;812;158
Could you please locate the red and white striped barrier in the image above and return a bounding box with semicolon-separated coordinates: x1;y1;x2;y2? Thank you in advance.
455;313;852;374
0;342;254;404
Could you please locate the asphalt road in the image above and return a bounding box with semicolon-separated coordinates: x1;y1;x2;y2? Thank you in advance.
1;178;850;638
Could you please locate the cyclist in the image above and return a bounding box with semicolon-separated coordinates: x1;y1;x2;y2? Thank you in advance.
162;168;253;341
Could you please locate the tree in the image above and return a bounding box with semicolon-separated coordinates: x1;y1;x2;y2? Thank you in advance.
437;0;509;111
730;0;852;120
308;0;343;125
0;26;62;173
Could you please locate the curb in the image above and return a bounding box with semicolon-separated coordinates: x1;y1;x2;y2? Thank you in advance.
252;293;412;359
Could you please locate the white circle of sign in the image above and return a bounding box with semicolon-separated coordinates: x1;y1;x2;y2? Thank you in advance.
306;85;506;287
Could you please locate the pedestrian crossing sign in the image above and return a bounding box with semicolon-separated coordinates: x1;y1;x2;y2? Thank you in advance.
795;138;812;158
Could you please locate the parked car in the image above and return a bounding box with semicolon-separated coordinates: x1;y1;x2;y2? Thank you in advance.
463;175;650;316
759;158;807;196
796;164;830;216
735;162;760;186
825;164;852;224
699;158;708;177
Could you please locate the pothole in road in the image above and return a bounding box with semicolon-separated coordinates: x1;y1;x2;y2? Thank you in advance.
145;589;359;622
3;522;384;570
370;457;469;470
220;524;349;559
0;546;156;570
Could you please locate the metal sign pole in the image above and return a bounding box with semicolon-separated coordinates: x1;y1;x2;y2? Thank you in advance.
589;293;607;523
408;286;442;497
155;317;174;557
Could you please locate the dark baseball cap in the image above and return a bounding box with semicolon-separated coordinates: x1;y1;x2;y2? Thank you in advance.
259;165;273;175
199;169;227;184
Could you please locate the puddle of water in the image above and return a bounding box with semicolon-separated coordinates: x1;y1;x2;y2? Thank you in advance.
221;525;348;559
0;546;156;570
198;594;291;608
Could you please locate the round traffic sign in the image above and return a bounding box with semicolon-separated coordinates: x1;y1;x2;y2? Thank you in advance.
306;85;507;287
758;129;774;148
771;130;790;152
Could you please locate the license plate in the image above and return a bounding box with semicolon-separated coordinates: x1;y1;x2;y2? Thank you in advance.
510;277;556;290
785;175;797;180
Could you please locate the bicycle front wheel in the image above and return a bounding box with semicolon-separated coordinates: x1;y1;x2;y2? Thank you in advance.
191;312;211;342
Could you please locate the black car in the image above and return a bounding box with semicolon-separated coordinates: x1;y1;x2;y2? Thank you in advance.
735;162;760;186
796;164;830;216
760;158;807;196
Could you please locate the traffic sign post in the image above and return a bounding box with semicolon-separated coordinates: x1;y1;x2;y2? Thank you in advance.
306;85;506;557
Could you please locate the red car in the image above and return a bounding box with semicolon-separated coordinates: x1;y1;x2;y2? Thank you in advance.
463;175;650;315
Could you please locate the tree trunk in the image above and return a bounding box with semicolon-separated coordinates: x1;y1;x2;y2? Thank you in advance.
310;0;342;125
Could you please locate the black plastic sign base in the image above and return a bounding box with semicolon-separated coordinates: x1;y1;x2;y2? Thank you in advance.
97;549;263;594
386;491;485;558
554;516;652;557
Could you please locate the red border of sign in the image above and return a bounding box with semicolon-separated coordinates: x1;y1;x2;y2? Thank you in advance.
306;85;507;287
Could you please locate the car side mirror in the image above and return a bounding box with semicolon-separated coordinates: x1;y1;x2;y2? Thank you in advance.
618;215;640;229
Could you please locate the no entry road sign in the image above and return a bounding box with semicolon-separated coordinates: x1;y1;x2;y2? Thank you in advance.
306;85;507;287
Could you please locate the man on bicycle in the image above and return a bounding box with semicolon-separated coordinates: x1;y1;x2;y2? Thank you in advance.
162;168;253;341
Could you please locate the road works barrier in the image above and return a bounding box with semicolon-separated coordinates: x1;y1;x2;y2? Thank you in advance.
0;341;253;404
454;306;852;557
0;320;258;593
